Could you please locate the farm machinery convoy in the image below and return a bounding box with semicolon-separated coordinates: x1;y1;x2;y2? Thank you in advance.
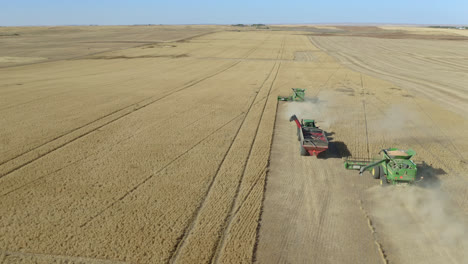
279;89;329;157
279;88;422;186
289;113;420;185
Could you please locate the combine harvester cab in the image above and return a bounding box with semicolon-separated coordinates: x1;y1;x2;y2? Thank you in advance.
290;114;328;157
344;148;419;185
277;88;305;101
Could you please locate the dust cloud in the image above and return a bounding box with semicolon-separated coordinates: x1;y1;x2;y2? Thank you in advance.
366;182;468;263
283;91;352;130
375;103;423;133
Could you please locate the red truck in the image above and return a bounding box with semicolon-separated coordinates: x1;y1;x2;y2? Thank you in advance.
290;115;329;156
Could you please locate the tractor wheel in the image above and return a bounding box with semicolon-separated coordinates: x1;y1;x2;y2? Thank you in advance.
371;166;381;179
380;176;389;187
300;145;308;156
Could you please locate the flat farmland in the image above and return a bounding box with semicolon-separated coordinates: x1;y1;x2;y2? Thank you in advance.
1;26;467;264
0;25;221;67
257;29;468;264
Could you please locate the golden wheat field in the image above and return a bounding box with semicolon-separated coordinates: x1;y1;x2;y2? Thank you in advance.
1;25;467;264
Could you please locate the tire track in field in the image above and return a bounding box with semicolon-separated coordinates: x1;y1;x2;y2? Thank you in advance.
251;100;280;263
344;63;468;206
358;200;389;264
307;37;343;98
168;64;276;264
0;50;219;113
79;33;274;230
360;73;371;159
0;30;220;69
0;250;127;264
312;36;465;163
78;112;246;228
1;32;269;168
211;37;285;263
169;35;280;264
0;41;267;179
0;35;244;101
364;93;468;210
365;90;466;178
311;37;463;262
312;36;467;115
0;108;214;197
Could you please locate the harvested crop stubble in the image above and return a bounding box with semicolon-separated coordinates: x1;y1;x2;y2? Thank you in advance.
0;29;290;263
1;25;467;264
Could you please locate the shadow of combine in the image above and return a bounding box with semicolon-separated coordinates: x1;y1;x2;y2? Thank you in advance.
415;162;446;188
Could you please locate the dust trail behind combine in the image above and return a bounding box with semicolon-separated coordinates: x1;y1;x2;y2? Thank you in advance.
283;91;354;131
364;183;468;264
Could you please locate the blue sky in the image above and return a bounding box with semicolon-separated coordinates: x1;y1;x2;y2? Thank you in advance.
1;0;467;26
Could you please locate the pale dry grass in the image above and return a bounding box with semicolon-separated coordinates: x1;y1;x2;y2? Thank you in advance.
0;29;287;263
1;26;467;264
0;25;222;67
379;26;468;36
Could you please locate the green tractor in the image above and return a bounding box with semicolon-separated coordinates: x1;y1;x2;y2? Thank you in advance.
278;88;305;101
344;148;420;185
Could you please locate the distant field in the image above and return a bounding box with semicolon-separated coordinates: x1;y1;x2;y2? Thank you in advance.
379;26;468;36
0;25;221;67
0;25;467;264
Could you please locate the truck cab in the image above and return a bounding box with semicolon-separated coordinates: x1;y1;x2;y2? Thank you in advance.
302;119;316;128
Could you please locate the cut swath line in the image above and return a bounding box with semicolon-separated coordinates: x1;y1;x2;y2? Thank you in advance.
212;65;280;263
358;200;389;264
0;110;214;198
1;33;268;171
1;32;263;167
79;35;272;230
0;58;245;179
0;250;127;264
251;100;280;263
212;38;285;264
0;30;219;69
169;39;278;263
360;74;371;159
78;112;244;228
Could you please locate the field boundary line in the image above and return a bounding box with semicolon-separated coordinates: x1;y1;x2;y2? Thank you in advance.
358;200;389;264
0;32;270;171
213;63;281;264
0;110;215;198
78;112;245;228
0;30;221;69
310;36;466;160
0;57;246;179
169;36;277;263
360;73;371;159
0;250;127;264
79;34;273;230
251;100;280;263
212;37;285;263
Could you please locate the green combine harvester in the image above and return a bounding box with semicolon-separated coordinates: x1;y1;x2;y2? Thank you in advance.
278;88;305;101
344;148;421;185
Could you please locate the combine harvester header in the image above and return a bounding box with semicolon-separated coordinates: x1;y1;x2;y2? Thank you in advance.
278;88;305;101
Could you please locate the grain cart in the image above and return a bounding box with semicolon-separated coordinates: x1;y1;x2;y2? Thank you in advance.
278;88;305;101
290;114;328;156
344;148;419;185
